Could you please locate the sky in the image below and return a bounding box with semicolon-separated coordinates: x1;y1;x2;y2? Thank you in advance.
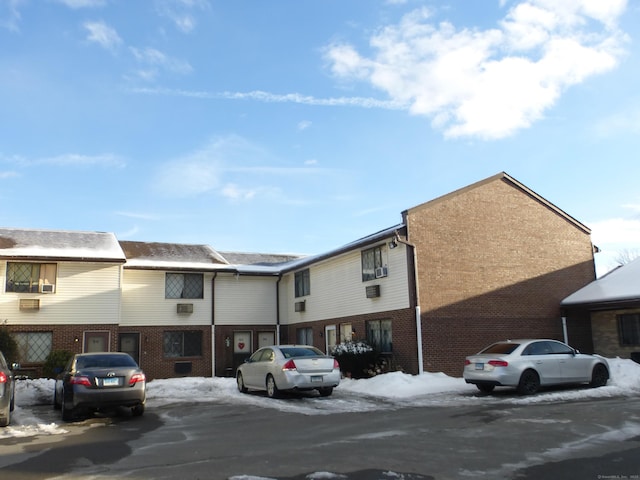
3;357;640;479
1;0;639;276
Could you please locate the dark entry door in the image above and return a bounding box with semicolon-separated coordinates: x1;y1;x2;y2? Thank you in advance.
119;333;141;365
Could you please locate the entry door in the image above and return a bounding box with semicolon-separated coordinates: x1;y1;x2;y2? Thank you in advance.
258;331;275;349
325;325;337;354
119;333;141;365
84;331;110;353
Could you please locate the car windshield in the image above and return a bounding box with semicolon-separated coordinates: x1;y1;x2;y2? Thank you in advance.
480;343;520;355
76;355;137;369
280;347;324;359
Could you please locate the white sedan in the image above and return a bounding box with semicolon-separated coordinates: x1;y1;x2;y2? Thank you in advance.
236;345;341;398
463;339;610;395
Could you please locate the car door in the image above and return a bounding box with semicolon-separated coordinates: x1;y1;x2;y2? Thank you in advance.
548;341;590;382
521;341;563;385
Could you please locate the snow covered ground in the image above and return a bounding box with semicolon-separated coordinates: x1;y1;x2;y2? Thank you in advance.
2;357;640;442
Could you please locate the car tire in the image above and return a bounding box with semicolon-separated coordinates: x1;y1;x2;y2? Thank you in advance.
476;384;495;393
132;404;145;417
53;388;61;410
0;404;10;427
237;373;248;394
590;364;609;388
266;374;280;399
517;370;540;395
10;389;15;412
61;389;74;422
318;387;333;397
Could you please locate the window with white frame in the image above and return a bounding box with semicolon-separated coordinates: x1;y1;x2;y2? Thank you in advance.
296;327;313;345
5;262;57;293
13;332;52;362
361;246;384;281
294;269;310;297
165;273;203;299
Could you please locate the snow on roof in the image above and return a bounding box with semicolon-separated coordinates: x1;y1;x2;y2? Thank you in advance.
561;257;640;306
0;227;125;261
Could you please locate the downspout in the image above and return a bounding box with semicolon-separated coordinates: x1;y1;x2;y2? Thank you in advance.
211;272;217;378
394;231;423;375
561;308;568;344
276;274;282;345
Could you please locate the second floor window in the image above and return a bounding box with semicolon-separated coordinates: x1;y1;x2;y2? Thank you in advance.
361;246;383;281
294;269;310;297
165;273;203;299
6;262;57;293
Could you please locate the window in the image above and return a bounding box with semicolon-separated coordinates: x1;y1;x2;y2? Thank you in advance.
361;246;384;281
340;323;353;343
296;327;313;345
294;269;310;297
618;314;640;346
14;332;52;363
163;331;203;357
165;273;203;299
5;262;57;293
366;319;392;352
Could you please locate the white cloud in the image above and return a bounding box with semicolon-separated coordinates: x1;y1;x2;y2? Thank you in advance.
83;20;122;52
130;47;193;76
0;0;24;32
324;1;629;140
38;153;125;168
298;120;312;131
0;171;19;179
590;218;640;246
155;0;210;34
54;0;106;8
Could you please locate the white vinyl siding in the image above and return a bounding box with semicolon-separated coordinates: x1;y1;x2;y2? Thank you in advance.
121;269;212;327
0;261;122;325
214;275;278;326
279;243;410;325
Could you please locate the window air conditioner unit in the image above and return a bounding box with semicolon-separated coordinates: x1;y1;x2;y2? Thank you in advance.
366;285;381;298
177;303;193;314
375;267;388;278
20;299;40;310
40;284;55;293
294;301;306;312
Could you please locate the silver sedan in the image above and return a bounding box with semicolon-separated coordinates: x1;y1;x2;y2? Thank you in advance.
463;339;610;395
236;345;341;398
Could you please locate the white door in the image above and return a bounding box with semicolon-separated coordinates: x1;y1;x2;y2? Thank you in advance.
325;325;337;354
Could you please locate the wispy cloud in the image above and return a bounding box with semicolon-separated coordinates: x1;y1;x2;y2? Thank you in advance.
593;104;640;138
54;0;107;8
155;0;211;34
130;87;407;110
0;0;24;32
129;47;193;79
298;120;312;131
115;211;159;221
0;171;19;179
1;152;125;168
323;1;629;140
83;20;123;52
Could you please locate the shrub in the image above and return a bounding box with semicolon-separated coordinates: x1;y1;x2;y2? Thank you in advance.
42;350;74;379
332;341;377;379
0;326;18;366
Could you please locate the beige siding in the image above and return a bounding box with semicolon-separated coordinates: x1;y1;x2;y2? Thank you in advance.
280;243;410;325
121;269;212;326
214;275;278;325
0;261;122;325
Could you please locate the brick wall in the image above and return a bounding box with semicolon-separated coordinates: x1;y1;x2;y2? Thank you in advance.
406;176;596;376
591;308;640;359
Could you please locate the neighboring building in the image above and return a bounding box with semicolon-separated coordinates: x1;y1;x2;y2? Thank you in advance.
0;172;600;380
561;258;640;362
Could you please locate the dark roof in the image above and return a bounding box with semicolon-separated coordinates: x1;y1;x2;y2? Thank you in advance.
0;227;125;262
119;241;228;271
218;251;304;267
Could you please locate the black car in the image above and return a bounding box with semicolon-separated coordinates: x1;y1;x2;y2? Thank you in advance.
54;352;146;421
0;350;17;427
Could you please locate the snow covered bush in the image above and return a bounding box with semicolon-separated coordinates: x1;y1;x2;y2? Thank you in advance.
332;341;378;379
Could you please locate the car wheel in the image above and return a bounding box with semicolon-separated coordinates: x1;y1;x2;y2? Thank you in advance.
0;404;10;427
318;387;333;397
590;364;609;388
517;370;540;395
237;372;248;393
266;375;280;399
132;404;145;417
476;384;495;393
10;389;15;412
61;389;75;422
53;387;61;410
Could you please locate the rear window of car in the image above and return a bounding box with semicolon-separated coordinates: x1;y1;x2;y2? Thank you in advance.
480;343;520;355
76;354;137;369
280;347;324;358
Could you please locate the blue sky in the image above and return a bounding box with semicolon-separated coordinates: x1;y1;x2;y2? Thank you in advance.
1;0;638;275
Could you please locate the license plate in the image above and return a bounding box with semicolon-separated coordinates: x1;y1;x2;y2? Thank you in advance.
311;375;323;383
102;377;120;387
475;363;484;370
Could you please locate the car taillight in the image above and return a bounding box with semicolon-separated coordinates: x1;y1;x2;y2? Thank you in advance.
0;372;7;384
282;359;297;371
333;359;340;369
70;375;92;387
464;360;471;366
129;373;145;386
488;360;509;367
